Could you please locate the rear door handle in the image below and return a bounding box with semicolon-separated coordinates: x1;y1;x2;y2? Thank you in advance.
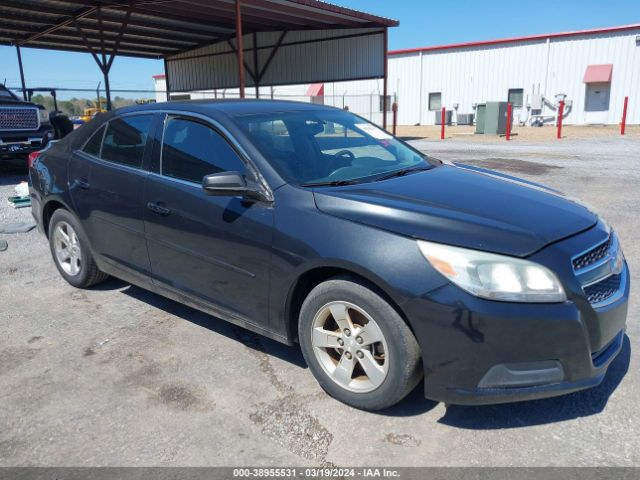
147;201;171;216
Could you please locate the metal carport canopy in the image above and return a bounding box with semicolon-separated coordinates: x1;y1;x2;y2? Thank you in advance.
0;0;397;126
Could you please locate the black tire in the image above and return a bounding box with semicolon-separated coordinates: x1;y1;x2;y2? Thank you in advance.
298;276;422;411
48;209;109;288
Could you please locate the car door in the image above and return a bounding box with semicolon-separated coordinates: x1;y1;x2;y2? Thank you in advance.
144;113;274;324
69;113;156;281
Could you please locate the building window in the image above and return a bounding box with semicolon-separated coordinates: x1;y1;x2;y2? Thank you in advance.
508;88;524;108
379;95;392;112
428;92;441;111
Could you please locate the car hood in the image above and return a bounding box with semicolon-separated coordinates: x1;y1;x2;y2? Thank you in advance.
312;164;598;257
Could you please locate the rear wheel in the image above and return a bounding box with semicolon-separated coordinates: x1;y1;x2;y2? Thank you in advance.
298;276;422;411
48;209;108;288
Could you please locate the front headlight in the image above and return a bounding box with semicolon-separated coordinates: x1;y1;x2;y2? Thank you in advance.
38;109;50;123
417;240;566;303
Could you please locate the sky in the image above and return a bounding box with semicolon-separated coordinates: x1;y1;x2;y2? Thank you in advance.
1;0;638;99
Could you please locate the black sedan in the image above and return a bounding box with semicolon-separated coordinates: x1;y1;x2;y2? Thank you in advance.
29;100;629;410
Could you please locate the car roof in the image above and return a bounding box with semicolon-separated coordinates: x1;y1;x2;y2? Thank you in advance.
115;99;342;117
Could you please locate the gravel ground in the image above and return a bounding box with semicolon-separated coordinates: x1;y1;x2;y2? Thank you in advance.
0;135;638;467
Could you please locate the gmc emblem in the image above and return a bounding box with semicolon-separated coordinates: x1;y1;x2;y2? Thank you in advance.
0;113;19;122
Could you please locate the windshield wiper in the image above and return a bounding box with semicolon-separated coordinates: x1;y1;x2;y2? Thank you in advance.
374;166;431;182
301;179;360;187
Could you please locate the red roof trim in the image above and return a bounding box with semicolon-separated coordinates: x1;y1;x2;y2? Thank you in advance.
152;74;166;79
389;24;640;56
285;0;398;27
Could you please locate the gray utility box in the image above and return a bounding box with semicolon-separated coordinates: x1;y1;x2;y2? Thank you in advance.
475;104;486;133
483;101;509;135
457;113;474;125
435;109;452;125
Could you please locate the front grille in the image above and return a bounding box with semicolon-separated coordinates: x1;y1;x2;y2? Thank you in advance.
584;274;621;304
0;107;39;130
572;237;612;271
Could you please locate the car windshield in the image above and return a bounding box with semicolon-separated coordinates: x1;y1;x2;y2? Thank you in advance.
231;108;435;186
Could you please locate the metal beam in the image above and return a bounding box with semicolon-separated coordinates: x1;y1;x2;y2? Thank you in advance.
19;5;98;45
0;11;218;43
253;32;259;98
235;0;245;98
15;45;27;100
226;38;256;83
164;57;171;102
106;4;133;70
257;31;287;84
96;6;112;111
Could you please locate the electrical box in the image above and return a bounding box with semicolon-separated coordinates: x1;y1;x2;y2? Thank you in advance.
530;94;544;110
475;104;486;133
457;113;474;125
435;110;452;125
484;101;509;135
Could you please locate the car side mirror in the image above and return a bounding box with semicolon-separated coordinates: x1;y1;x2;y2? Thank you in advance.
202;171;264;201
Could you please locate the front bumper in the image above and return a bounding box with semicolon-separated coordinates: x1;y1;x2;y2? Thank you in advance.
402;225;630;405
0;125;54;158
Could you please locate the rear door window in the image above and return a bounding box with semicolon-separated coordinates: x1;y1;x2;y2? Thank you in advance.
161;117;246;184
83;125;106;157
101;115;153;168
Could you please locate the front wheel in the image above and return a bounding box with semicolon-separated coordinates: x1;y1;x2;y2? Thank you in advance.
298;277;422;411
48;209;109;288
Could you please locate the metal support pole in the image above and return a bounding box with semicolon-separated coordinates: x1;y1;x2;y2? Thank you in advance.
441;107;446;140
621;96;628;135
102;66;112;111
382;28;388;130
392;102;398;136
253;32;259;98
15;45;27;101
235;0;245;99
163;57;171;102
557;100;565;139
506;103;512;141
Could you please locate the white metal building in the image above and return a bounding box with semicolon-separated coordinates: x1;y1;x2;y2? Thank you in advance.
154;24;640;126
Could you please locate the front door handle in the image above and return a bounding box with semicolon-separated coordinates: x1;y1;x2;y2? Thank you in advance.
76;178;90;190
147;201;171;216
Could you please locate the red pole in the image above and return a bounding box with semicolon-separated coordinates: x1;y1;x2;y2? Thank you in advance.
382;28;389;130
506;103;512;141
235;0;245;99
440;106;446;140
557;100;565;139
621;96;628;135
392;102;398;136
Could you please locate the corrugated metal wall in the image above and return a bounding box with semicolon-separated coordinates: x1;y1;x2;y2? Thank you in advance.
166;28;385;91
335;28;640;126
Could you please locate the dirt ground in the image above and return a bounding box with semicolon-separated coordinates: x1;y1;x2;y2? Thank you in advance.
395;124;640;142
1;135;639;467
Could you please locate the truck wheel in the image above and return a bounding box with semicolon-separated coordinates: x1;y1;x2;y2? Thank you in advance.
48;209;109;288
298;276;422;411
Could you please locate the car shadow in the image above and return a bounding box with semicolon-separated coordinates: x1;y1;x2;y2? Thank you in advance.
97;278;630;424
0;159;28;186
437;334;631;429
397;136;426;141
113;280;308;369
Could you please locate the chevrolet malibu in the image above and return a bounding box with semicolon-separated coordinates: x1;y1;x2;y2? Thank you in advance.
29;100;629;410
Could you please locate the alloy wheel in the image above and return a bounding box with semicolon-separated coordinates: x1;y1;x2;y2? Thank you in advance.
311;301;389;393
53;221;82;276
